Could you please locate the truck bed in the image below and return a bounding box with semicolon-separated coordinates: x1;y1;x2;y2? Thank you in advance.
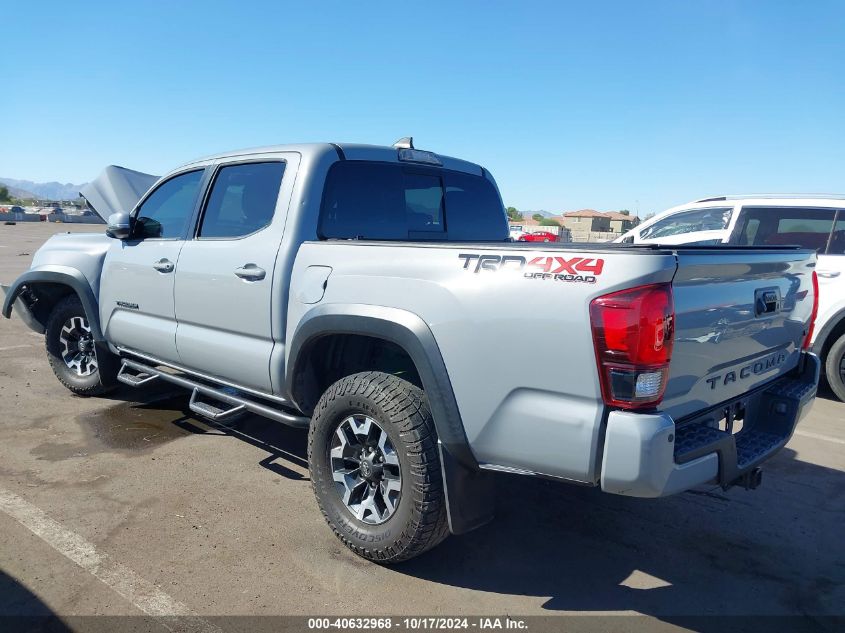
290;239;816;484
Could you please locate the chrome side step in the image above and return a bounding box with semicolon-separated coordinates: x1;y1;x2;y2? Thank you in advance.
117;364;159;387
188;389;246;422
117;359;310;429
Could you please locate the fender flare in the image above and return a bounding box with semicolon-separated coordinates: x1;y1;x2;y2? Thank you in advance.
2;265;103;341
286;303;494;534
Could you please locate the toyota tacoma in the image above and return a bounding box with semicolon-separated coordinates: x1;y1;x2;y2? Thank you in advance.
1;139;820;563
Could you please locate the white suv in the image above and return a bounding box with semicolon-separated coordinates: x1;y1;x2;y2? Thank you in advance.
617;194;845;401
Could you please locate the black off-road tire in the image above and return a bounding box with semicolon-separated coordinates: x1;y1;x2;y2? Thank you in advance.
45;295;116;397
824;333;845;402
308;371;449;563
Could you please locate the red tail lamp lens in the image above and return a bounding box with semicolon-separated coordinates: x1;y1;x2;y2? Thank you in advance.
590;283;674;409
803;270;819;350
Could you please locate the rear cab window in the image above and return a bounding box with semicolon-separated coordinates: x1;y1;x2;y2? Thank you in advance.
318;161;508;241
730;207;841;253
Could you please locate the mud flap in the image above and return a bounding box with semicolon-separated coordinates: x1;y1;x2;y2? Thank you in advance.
439;441;495;534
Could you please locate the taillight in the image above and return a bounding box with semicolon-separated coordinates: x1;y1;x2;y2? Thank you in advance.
590;283;674;410
803;270;819;350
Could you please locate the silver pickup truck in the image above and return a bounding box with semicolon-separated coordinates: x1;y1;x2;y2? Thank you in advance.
1;140;820;563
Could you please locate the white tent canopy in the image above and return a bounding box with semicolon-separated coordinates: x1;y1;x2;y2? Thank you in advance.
79;165;159;221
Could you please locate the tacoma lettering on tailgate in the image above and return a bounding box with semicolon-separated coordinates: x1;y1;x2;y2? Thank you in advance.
705;351;787;390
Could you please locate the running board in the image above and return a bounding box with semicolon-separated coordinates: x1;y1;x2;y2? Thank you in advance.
117;364;159;387
188;389;246;422
117;359;310;429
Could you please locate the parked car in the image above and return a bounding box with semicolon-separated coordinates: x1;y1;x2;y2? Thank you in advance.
519;230;558;242
2;145;819;563
616;194;845;400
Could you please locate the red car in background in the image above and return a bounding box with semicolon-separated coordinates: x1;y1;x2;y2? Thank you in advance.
518;230;558;243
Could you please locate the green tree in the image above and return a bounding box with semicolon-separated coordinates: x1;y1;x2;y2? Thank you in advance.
532;213;544;221
0;186;10;203
506;206;523;221
539;218;561;227
618;209;630;216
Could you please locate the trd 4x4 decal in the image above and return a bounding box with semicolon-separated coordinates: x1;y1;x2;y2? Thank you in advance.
458;254;604;283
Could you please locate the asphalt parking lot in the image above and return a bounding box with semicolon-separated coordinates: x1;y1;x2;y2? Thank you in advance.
0;224;843;631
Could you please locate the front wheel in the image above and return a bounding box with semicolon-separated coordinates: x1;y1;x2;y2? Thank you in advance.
824;333;845;402
45;295;116;396
308;371;449;563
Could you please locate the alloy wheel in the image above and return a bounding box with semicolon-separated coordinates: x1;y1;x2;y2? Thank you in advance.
329;414;402;525
59;316;98;377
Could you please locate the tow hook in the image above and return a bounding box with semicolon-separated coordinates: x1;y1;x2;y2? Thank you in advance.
740;467;763;490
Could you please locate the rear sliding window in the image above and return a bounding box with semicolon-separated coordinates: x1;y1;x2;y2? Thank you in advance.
318;161;507;241
730;207;841;254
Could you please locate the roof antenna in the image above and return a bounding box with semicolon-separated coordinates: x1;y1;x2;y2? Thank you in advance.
393;137;414;149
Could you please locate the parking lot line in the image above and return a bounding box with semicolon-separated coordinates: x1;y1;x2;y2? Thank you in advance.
0;488;221;633
794;429;845;445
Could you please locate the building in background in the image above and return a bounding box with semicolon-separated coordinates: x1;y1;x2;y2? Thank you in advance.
508;209;640;243
604;211;639;234
559;209;611;241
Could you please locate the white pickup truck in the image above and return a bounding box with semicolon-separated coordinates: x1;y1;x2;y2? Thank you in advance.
2;141;820;562
618;194;845;401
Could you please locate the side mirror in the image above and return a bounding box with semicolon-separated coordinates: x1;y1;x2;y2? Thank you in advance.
106;212;132;239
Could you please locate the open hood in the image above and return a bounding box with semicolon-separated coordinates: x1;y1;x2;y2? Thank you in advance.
79;165;160;221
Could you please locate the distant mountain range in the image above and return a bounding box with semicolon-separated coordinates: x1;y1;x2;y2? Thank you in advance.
0;177;87;201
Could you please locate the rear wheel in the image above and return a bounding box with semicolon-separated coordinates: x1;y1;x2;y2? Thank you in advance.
45;295;116;396
308;371;449;563
824;333;845;402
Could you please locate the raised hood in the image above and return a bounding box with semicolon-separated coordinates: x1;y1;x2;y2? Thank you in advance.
79;165;160;221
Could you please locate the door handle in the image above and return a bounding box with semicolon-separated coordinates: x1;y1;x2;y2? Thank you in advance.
817;270;841;278
153;258;174;273
234;264;266;281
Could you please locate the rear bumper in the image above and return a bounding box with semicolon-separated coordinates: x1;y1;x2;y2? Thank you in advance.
600;352;819;497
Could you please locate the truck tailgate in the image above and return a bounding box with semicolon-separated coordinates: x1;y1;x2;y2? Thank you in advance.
662;248;816;421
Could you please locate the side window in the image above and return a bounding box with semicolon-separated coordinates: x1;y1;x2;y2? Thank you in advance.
732;207;836;253
443;171;508;241
825;213;844;255
198;162;286;238
134;170;204;239
742;218;761;245
640;207;732;240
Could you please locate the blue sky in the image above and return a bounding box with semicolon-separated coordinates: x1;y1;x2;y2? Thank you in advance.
2;1;843;214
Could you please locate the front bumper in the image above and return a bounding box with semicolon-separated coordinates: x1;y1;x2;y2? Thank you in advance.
600;352;819;497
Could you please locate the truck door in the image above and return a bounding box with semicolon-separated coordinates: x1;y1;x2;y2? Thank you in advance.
731;205;843;331
100;169;206;364
816;211;845;331
173;155;297;392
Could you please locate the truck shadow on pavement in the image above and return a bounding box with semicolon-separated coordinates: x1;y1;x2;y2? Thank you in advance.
0;569;72;631
93;386;843;628
395;448;844;627
91;384;309;480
